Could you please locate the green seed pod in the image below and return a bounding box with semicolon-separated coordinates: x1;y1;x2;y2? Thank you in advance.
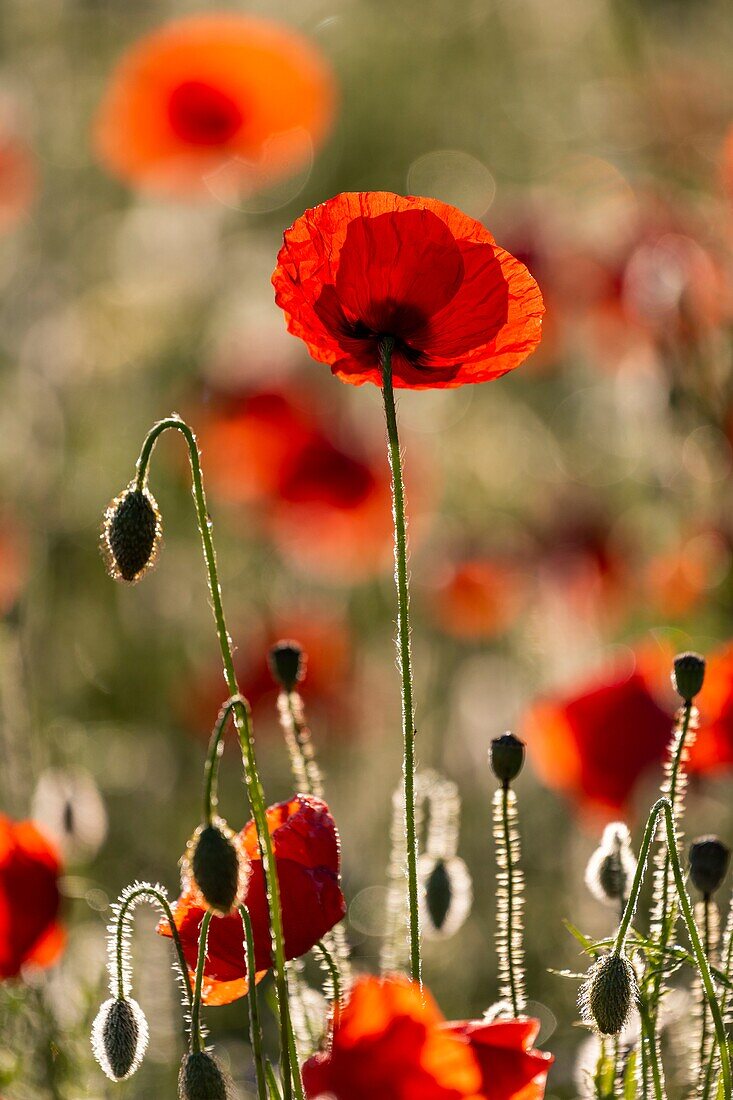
490;732;525;784
268;640;305;692
585;823;637;908
91;997;149;1081
579;953;638;1036
102;486;161;583
689;835;731;897
188;820;248;916
178;1051;229;1100
672;652;706;703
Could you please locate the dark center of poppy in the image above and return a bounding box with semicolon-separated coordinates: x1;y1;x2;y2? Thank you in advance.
168;80;244;146
345;302;429;367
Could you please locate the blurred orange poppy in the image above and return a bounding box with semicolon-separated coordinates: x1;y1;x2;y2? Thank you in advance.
0;516;28;617
692;643;733;773
0;816;64;979
95;14;335;199
0;135;35;232
427;558;526;642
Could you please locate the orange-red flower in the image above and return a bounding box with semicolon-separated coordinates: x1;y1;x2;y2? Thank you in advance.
158;795;345;1005
0;816;64;979
428;558;526;641
272;192;544;389
692;643;733;773
0;135;35;233
447;1018;553;1100
95;14;335;199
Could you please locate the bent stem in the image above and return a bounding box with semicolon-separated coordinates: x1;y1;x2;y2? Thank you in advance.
379;339;422;987
135;417;298;1098
113;884;193;1010
316;939;343;1030
203;695;240;824
190;910;213;1053
241;906;267;1100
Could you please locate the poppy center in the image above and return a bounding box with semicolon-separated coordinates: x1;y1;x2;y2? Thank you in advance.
168;80;244;146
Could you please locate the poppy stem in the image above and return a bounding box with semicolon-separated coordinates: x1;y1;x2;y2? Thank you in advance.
112;883;193;1011
379;339;422;987
203;695;240;825
494;781;526;1015
241;906;268;1100
135;417;297;1099
191;910;213;1053
316;939;343;1031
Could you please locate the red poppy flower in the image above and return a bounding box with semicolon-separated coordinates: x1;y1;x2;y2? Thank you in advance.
302;975;484;1100
95;14;335;199
0;516;28;617
158;795;345;1005
272;192;544;389
691;643;733;773
428;558;526;641
523;652;673;818
447;1018;553;1100
0;135;35;233
0;816;64;979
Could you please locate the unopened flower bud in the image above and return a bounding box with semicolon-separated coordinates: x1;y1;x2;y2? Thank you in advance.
102;486;161;583
672;652;706;703
91;997;149;1081
268;640;305;692
585;823;637;908
490;732;525;784
178;1051;230;1100
419;854;473;938
579;953;638;1035
689;836;731;897
186;820;249;916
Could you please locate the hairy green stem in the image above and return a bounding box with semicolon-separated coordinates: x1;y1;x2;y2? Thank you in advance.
203;695;239;824
241;906;267;1100
316;939;343;1027
379;341;421;986
114;884;193;1008
135;417;296;1096
501;781;521;1016
190;910;213;1053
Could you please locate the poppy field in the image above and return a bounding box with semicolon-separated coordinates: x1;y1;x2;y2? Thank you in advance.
2;1;733;1098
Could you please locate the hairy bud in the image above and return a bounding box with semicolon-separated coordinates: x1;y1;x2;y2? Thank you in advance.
419;854;473;938
672;652;706;703
178;1051;230;1100
689;835;731;897
185;820;249;916
585;823;637;907
490;732;525;784
91;997;149;1081
268;640;305;692
579;953;638;1035
102;486;161;583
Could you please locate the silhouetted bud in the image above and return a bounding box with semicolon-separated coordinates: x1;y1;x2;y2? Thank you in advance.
579;953;638;1036
490;732;525;784
419;854;473;938
178;1051;230;1100
672;652;706;703
268;640;305;692
186;820;249;916
91;997;149;1081
585;823;637;908
689;836;731;897
102;486;161;583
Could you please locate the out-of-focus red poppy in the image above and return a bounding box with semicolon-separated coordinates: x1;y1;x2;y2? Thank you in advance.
0;517;28;617
272;192;544;389
523;652;673;818
0;135;35;232
642;530;729;620
94;14;334;199
691;643;733;773
0;816;64;979
158;795;345;1005
302;975;484;1100
427;558;526;642
447;1018;553;1100
182;611;352;739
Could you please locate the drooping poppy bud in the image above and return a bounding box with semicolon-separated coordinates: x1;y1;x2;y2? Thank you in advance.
268;639;305;692
689;836;731;898
185;819;249;917
419;854;473;939
102;485;161;583
91;997;149;1081
585;823;637;908
579;953;638;1036
178;1051;230;1100
672;652;706;703
490;732;525;784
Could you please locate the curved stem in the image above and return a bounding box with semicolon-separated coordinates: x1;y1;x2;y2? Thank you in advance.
190;910;213;1053
135;417;296;1097
501;781;521;1016
114;884;193;1009
379;341;421;987
316;939;343;1029
241;906;267;1100
203;696;240;824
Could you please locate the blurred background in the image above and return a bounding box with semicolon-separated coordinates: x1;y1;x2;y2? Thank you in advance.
2;0;733;1096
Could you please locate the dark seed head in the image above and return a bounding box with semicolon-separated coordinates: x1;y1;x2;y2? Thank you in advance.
268;640;305;692
91;997;148;1081
580;953;638;1036
424;858;452;932
178;1051;230;1100
672;652;706;703
689;836;731;897
490;732;525;784
189;821;247;916
102;486;161;583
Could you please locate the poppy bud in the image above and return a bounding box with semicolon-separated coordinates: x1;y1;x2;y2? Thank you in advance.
585;823;637;908
178;1051;230;1100
419;854;473;939
102;485;161;583
186;820;249;916
689;836;731;897
672;652;706;703
579;953;638;1036
91;997;149;1081
490;732;525;784
268;640;305;692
